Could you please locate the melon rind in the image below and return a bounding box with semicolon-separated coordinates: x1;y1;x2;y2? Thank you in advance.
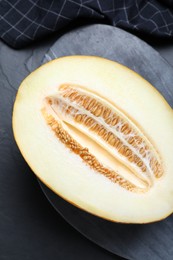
13;56;173;223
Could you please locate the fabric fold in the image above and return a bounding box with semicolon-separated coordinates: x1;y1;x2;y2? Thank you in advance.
0;0;173;49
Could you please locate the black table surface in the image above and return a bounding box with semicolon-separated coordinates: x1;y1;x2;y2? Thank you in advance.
0;28;173;260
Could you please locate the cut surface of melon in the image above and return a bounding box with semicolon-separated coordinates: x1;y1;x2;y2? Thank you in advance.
13;56;173;223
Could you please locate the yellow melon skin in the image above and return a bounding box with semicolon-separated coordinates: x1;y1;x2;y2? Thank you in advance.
13;56;173;223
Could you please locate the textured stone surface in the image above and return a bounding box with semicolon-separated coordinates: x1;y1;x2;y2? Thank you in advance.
0;24;173;260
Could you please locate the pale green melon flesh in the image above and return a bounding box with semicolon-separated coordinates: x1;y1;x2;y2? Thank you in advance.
13;56;173;223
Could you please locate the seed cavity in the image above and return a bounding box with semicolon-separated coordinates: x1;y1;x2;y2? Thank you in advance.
42;84;163;192
42;110;142;192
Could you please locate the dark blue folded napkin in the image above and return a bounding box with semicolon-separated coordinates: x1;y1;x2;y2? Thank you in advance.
1;0;173;49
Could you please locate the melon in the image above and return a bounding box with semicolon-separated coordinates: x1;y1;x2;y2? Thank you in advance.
13;56;173;223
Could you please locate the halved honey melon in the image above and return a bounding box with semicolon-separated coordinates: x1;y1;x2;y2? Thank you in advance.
13;56;173;223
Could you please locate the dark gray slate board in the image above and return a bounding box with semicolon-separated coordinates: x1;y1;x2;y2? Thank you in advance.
37;24;173;260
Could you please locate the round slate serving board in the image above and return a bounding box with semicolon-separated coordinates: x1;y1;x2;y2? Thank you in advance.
36;25;173;260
